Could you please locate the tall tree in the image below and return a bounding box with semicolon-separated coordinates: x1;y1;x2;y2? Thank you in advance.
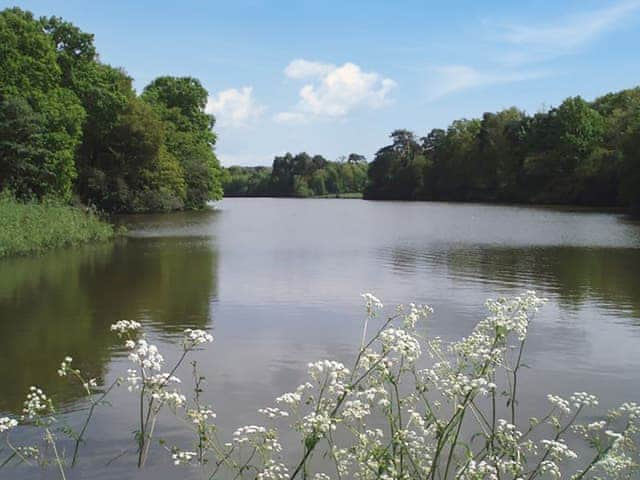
142;76;223;209
0;8;84;200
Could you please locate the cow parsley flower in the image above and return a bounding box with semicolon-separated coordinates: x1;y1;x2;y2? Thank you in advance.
127;339;164;371
171;450;196;465
110;320;141;336
361;293;383;315
570;391;599;408
22;386;53;420
0;417;18;433
258;407;289;418
183;328;213;349
57;356;73;377
187;407;216;424
547;394;571;414
257;460;289;480
541;439;578;460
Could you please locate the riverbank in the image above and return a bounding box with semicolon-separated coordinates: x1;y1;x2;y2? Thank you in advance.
0;194;114;258
222;192;363;199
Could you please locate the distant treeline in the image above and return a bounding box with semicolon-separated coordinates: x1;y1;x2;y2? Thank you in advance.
0;8;222;212
222;153;368;197
365;88;640;212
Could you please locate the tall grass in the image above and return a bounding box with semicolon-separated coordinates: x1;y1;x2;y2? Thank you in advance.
0;193;114;258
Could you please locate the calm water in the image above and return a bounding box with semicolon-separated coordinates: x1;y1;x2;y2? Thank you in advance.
2;198;640;479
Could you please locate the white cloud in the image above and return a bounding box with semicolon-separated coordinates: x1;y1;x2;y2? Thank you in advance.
276;59;396;123
426;65;547;100
284;59;334;79
273;111;307;124
500;0;640;58
206;86;265;128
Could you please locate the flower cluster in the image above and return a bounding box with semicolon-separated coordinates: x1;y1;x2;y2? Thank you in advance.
110;320;141;336
0;417;18;433
547;394;571;414
57;356;73;377
6;293;640;480
361;292;383;315
171;449;196;465
571;391;599;408
183;328;213;349
258;407;289;419
187;407;216;424
127;339;164;371
257;460;289;480
22;386;54;421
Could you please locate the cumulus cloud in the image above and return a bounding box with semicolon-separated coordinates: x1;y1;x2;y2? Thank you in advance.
426;64;547;100
276;59;396;123
206;86;265;128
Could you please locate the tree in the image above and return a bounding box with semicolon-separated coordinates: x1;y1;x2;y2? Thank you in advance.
142;76;223;209
0;8;84;200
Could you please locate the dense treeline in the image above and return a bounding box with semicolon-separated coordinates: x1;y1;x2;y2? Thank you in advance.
365;88;640;213
0;8;222;212
222;153;367;197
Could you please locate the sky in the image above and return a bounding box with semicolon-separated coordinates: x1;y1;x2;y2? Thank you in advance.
4;0;640;166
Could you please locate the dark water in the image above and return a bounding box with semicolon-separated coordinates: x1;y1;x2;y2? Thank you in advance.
1;198;640;479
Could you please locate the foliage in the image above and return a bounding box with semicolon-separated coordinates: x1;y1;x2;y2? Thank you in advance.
0;8;85;201
142;76;223;209
365;88;640;213
2;293;640;479
223;153;368;197
0;192;113;258
0;7;221;212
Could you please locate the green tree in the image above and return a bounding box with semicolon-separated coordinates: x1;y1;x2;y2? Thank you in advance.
142;76;223;209
0;8;84;200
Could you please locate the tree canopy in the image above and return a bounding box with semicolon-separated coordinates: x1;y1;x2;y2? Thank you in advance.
0;7;222;212
364;88;640;213
222;153;368;197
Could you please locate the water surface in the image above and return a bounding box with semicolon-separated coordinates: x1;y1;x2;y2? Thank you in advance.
1;198;640;478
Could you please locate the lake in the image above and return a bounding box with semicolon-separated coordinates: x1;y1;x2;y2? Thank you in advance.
2;198;640;479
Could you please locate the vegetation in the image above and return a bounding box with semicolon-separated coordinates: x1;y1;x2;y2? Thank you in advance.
0;193;113;258
222;153;368;197
2;293;640;478
365;88;640;213
0;7;223;213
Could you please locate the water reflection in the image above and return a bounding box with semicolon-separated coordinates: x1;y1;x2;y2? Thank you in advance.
1;199;640;480
0;236;218;412
382;245;640;320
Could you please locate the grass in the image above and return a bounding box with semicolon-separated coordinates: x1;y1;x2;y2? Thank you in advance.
0;193;114;258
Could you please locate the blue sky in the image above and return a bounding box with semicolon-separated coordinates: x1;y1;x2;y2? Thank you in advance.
5;0;640;165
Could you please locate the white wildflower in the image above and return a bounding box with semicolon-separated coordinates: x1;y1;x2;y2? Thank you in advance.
258;407;289;418
172;450;196;466
127;339;164;371
0;417;18;433
57;356;73;377
110;320;141;335
571;391;598;408
22;386;53;420
547;394;571;414
183;328;213;349
361;293;383;315
257;460;289;480
187;407;216;424
541;439;578;460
